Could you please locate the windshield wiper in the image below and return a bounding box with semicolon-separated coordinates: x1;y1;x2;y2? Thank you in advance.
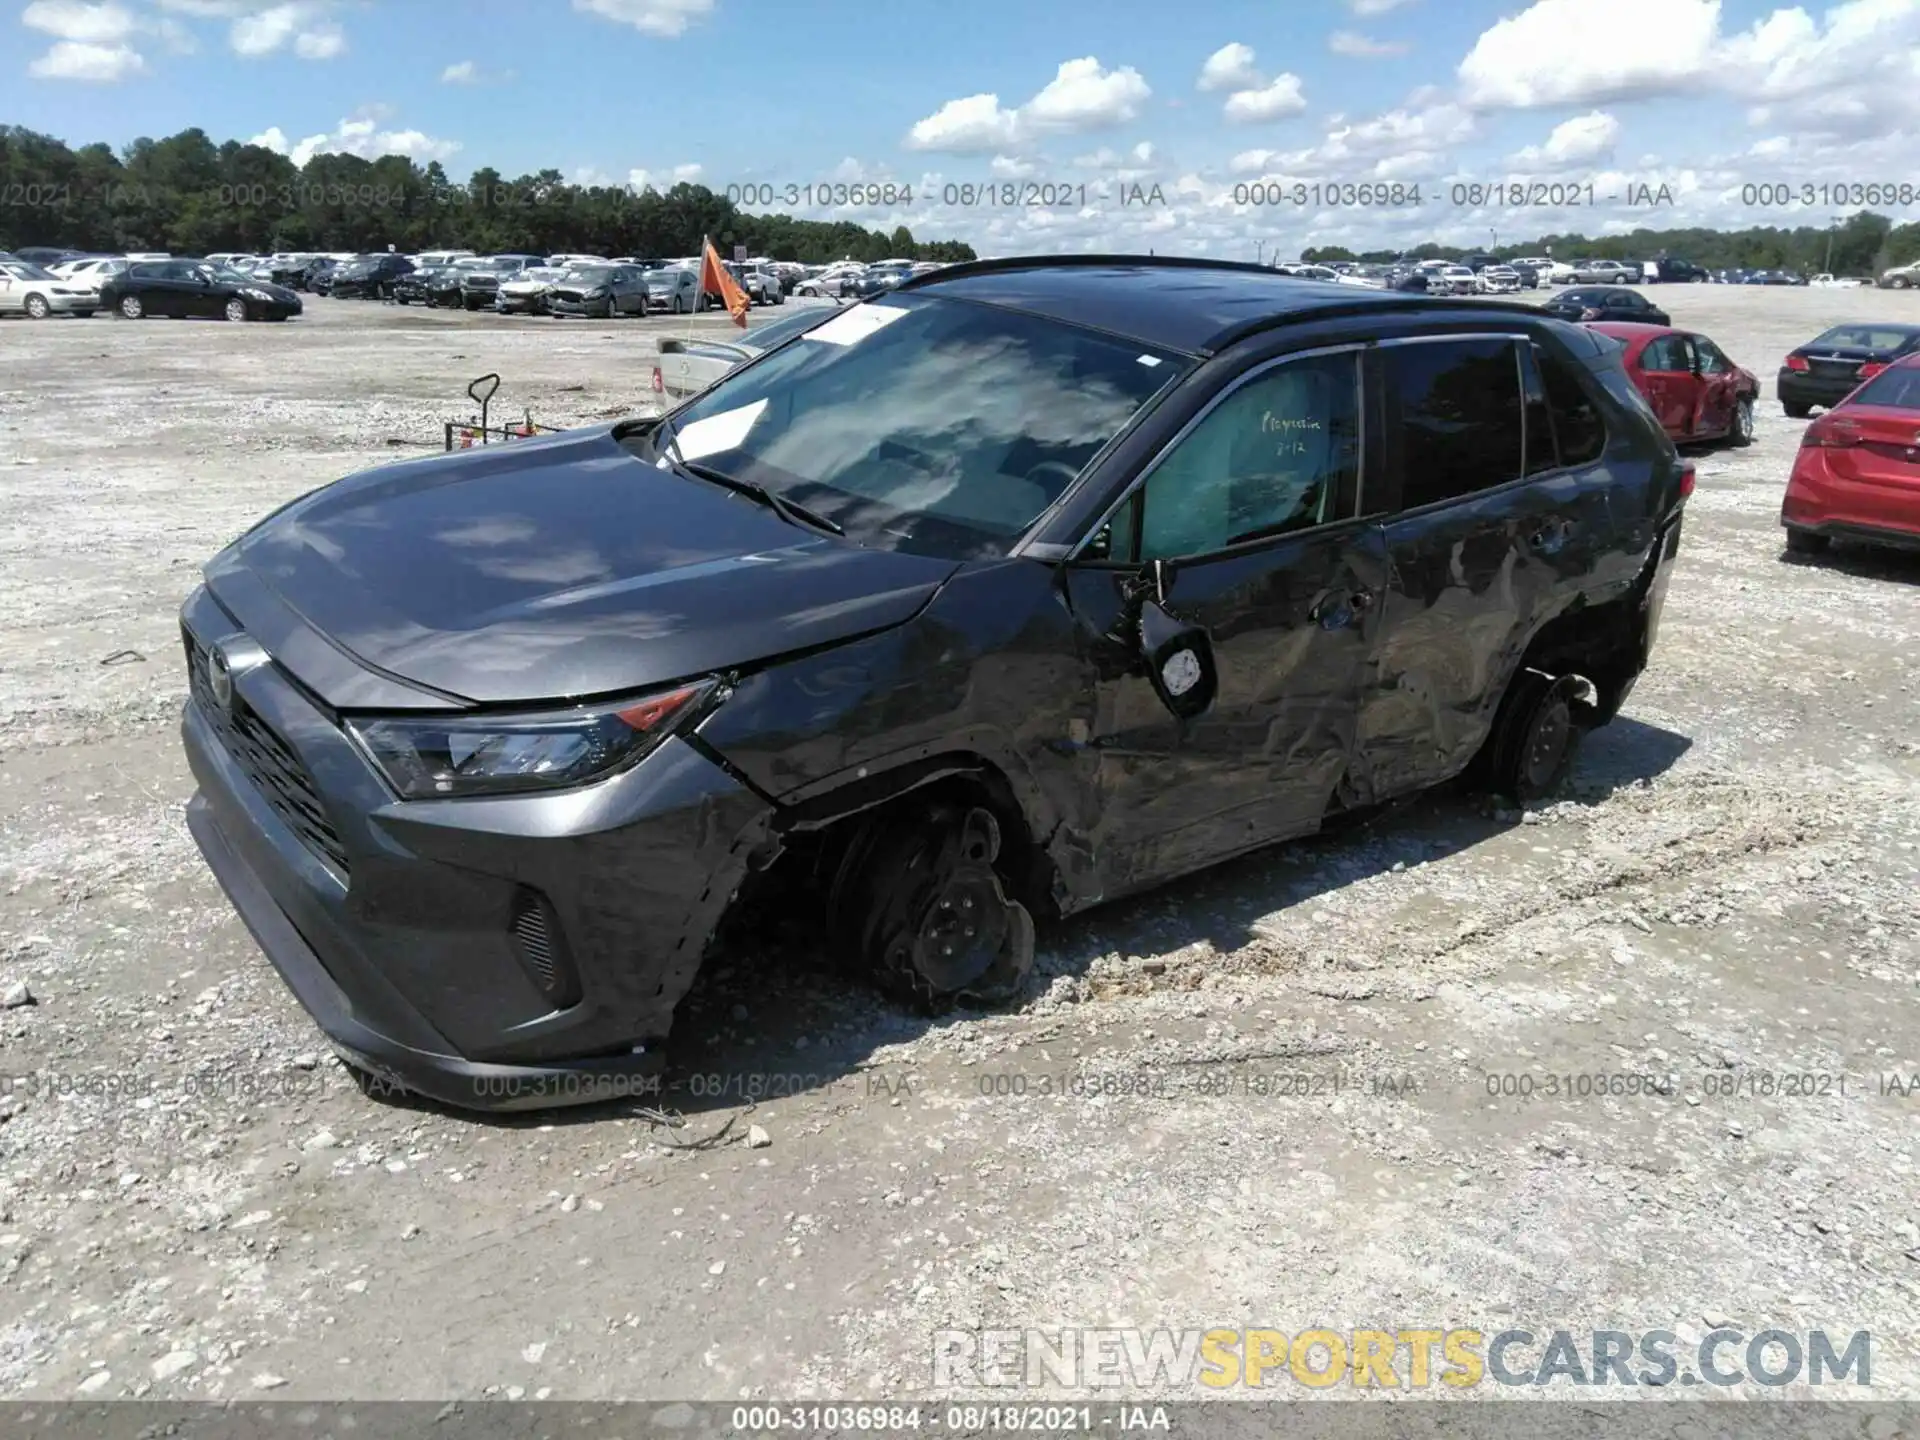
650;416;845;537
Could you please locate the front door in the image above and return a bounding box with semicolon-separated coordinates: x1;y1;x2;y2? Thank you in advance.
1060;345;1386;895
1690;334;1741;437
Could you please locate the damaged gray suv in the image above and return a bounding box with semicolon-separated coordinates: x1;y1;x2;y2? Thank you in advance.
180;255;1690;1110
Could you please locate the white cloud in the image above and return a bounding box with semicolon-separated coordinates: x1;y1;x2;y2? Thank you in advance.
1509;109;1620;168
251;112;459;167
155;0;250;13
1191;45;1308;124
1023;57;1151;130
906;56;1150;151
1349;0;1416;11
27;37;145;77
990;154;1037;179
1223;73;1307;123
223;1;343;57
441;58;476;82
906;94;1023;152
293;22;340;56
624;163;703;190
1330;30;1409;57
22;0;135;41
1197;41;1261;92
1458;0;1717;107
571;0;713;36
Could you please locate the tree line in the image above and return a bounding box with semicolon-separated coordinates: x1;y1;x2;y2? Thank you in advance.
1303;210;1920;276
0;124;978;263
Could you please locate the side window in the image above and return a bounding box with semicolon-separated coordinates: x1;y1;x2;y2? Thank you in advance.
1533;344;1606;466
1695;339;1731;374
1640;335;1681;371
1135;351;1360;560
1383;336;1522;511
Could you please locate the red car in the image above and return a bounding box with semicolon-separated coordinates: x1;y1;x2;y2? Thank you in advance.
1781;351;1920;556
1587;322;1759;446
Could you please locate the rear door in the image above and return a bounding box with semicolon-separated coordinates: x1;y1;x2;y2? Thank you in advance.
1060;344;1388;891
1636;334;1696;437
146;262;191;317
1349;331;1613;804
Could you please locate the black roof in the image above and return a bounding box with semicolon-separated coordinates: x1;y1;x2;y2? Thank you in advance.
893;254;1537;355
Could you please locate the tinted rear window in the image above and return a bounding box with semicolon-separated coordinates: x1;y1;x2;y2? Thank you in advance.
1383;337;1523;510
1810;326;1920;352
1847;366;1920;410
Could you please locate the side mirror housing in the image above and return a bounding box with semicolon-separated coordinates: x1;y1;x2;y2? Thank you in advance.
1138;598;1217;720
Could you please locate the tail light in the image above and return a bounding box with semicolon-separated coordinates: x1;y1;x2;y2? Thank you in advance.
1784;354;1810;372
1859;361;1887;379
1677;460;1695;501
1802;420;1860;449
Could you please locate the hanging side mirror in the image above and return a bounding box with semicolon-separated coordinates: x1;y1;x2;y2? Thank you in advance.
1138;597;1217;720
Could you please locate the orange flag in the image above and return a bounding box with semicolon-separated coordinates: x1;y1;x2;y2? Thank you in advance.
700;238;750;327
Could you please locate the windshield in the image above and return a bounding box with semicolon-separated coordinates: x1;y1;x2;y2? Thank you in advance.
643;268;682;283
6;262;56;280
640;293;1184;561
564;267;613;285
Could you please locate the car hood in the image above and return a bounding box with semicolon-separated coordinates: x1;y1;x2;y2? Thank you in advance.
207;423;960;707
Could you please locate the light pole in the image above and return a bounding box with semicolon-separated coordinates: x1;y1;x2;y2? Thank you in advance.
1257;240;1266;266
1823;216;1840;276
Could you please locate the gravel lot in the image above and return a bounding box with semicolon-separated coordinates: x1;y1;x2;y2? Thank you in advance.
1;286;1917;1405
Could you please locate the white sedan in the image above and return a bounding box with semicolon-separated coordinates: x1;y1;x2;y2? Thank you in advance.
0;259;97;317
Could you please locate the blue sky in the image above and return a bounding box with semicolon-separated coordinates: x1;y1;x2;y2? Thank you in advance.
13;0;1920;255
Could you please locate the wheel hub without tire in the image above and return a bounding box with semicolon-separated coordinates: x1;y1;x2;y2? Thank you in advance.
909;862;1014;994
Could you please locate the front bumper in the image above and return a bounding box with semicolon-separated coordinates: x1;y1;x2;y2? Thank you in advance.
548;297;609;315
43;293;97;313
179;585;775;1111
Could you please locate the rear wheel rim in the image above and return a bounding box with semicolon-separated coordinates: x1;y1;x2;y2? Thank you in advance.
26;296;48;318
121;296;142;318
226;299;247;322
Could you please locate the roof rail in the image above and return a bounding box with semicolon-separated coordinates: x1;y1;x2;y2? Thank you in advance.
891;251;1285;293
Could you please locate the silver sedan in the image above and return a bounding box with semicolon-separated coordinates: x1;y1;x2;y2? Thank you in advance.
0;260;98;317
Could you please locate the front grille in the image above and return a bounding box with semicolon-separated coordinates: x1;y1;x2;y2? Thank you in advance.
184;631;350;878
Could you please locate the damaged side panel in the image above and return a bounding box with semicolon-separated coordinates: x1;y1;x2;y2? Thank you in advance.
693;558;1106;913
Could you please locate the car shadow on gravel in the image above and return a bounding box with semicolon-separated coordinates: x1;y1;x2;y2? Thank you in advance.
1779;543;1920;585
349;716;1692;1129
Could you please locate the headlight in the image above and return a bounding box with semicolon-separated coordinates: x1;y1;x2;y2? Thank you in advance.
347;679;718;798
241;287;275;300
